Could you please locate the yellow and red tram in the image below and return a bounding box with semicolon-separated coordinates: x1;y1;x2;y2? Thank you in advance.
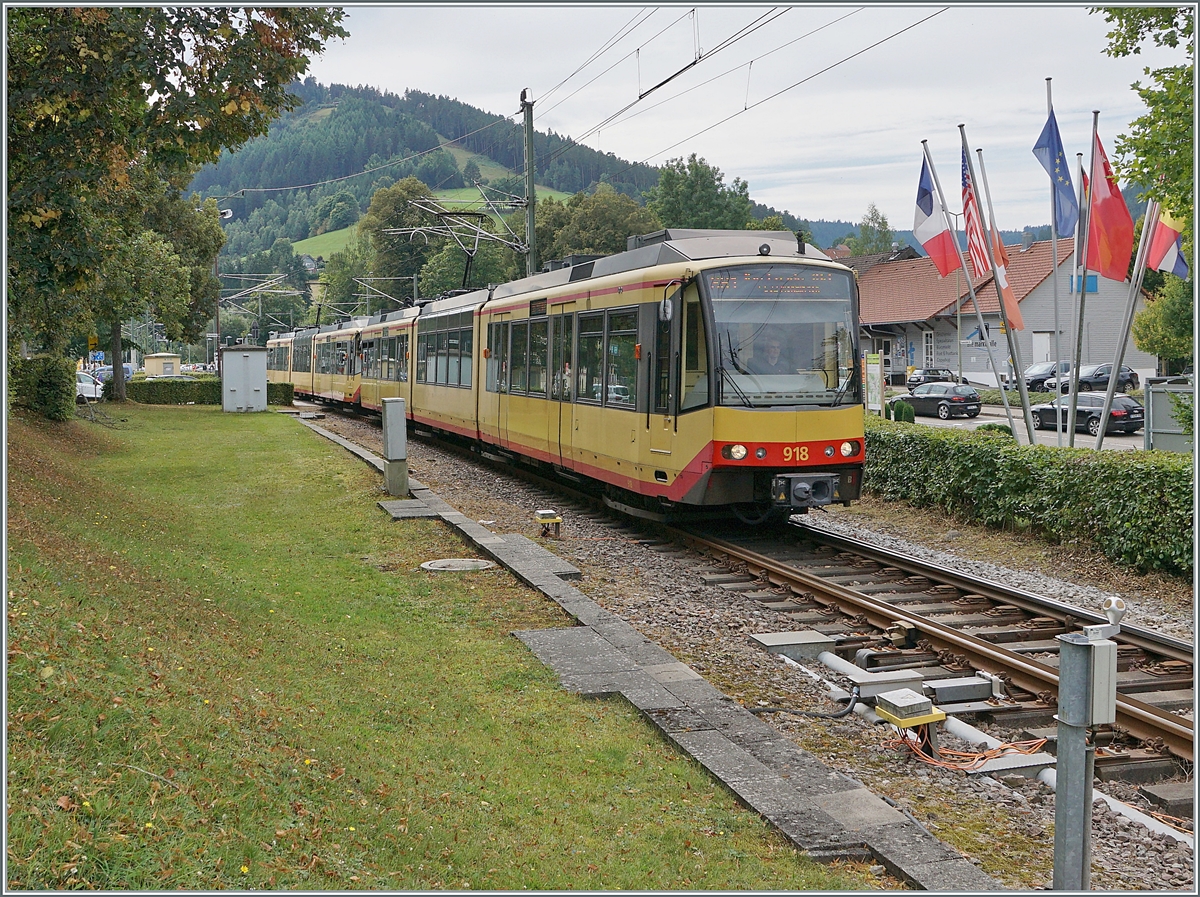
269;229;864;522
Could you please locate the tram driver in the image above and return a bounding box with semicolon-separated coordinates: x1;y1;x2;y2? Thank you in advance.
748;336;791;375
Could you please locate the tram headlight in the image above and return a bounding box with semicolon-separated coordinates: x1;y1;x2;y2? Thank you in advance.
722;443;748;460
840;440;861;457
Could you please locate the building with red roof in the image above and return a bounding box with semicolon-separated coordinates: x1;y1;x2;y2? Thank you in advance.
845;238;1157;386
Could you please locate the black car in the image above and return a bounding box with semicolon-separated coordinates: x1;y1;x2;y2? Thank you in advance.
892;382;982;419
906;368;957;390
1044;363;1139;393
1031;391;1145;435
1023;360;1071;393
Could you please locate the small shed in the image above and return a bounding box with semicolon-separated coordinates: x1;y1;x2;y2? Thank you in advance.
219;345;268;412
144;353;181;377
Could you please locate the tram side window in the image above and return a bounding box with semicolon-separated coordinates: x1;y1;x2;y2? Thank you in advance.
605;310;637;406
486;321;510;393
528;319;548;396
434;331;448;384
510;322;529;393
458;329;470;386
576;313;604;403
416;332;428;382
362;340;377;379
395;336;409;382
680;286;709;411
551;315;572;401
293;338;312;373
335;341;350;376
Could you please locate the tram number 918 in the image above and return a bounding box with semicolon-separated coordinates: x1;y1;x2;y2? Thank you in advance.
782;445;809;462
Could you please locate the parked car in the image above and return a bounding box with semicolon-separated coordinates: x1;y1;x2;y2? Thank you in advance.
92;363;135;384
1023;360;1072;393
890;382;982;419
1044;363;1139;393
905;368;957;389
75;370;104;402
1031;391;1145;435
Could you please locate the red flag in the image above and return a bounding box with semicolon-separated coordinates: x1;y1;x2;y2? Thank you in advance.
991;234;1024;330
1085;134;1134;281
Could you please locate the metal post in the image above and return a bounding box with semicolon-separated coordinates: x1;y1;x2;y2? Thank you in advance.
521;89;538;277
1096;201;1158;450
1046;79;1063;446
1067;114;1101;445
922;140;1019;437
1053;599;1123;890
968;137;1038;442
1053;634;1094;890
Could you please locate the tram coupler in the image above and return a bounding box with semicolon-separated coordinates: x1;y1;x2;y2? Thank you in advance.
770;472;841;509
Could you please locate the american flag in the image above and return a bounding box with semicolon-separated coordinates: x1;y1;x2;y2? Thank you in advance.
961;150;991;278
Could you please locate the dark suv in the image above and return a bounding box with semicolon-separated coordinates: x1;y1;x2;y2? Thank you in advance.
1023;360;1071;393
1045;363;1139;393
906;368;956;390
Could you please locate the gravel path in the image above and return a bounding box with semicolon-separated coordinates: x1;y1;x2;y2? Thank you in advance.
311;410;1194;891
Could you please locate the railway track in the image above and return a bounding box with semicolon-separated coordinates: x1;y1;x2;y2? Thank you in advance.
314;405;1195;770
666;521;1195;765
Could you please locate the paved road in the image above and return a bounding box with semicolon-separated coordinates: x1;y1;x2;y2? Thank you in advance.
905;406;1146;451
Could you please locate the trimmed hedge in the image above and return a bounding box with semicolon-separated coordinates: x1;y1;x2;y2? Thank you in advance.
864;415;1193;575
104;379;294;406
10;355;77;421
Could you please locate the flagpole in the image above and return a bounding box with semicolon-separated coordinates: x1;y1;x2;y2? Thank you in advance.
1067;111;1101;446
1067;151;1085;444
1095;201;1159;450
921;140;1019;437
1047;79;1063;447
972;139;1038;442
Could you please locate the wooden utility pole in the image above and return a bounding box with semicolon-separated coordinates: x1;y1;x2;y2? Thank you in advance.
521;88;538;276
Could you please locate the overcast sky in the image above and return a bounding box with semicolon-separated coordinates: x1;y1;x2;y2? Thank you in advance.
305;4;1186;232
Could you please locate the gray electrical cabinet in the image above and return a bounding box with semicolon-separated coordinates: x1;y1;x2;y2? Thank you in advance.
1144;377;1193;453
220;345;268;413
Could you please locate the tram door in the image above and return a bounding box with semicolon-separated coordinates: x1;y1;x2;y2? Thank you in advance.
492;314;511;447
550;306;574;468
650;290;680;457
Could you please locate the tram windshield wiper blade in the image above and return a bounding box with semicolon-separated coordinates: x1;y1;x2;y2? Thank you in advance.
719;367;755;407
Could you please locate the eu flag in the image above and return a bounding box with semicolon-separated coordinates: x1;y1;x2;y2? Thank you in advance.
1032;109;1079;238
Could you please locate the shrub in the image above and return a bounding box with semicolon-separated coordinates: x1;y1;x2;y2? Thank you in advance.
10;354;77;421
975;422;1013;436
112;378;293;406
893;400;915;423
863;415;1192;575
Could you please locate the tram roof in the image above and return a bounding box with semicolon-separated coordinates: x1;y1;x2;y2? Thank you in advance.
490;229;834;302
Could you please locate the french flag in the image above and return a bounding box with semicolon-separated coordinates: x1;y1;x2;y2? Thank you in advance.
914;158;961;277
1147;209;1189;280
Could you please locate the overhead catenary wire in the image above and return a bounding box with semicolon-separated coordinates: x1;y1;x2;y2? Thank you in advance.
601;7;949;183
535;7;795;174
535;6;657;109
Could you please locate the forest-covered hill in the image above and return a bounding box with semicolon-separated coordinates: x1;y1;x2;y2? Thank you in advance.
189;79;817;262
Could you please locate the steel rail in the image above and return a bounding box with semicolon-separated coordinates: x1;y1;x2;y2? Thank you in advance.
792;521;1196;665
673;529;1194;763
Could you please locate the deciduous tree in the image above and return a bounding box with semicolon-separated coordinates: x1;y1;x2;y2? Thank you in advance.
1092;7;1194;223
7;6;347;354
846;204;896;255
1133;275;1193;369
644;154;752;230
547;185;661;258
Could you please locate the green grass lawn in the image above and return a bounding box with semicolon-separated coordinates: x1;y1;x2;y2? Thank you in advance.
7;406;875;890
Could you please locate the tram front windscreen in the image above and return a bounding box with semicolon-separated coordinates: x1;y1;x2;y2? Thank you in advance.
703;265;859;407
